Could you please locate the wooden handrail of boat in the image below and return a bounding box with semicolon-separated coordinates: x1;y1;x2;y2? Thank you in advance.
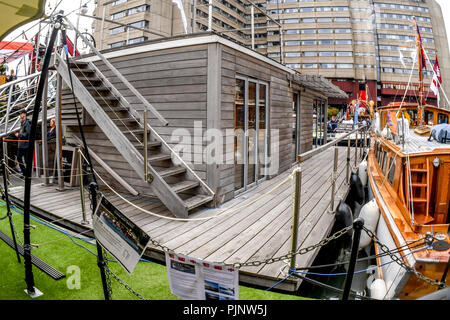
297;125;368;163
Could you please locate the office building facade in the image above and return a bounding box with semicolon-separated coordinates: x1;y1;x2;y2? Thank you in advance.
92;0;450;108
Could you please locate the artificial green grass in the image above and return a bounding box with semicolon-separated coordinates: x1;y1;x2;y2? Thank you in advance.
0;203;308;300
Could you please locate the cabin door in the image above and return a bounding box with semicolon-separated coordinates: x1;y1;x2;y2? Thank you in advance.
234;77;268;193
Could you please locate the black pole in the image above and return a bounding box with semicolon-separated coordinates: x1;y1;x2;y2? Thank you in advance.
341;217;364;301
22;14;62;296
60;25;110;300
1;159;21;263
89;182;111;300
439;256;450;290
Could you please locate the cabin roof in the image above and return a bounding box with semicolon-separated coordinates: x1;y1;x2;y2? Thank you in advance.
377;103;450;114
80;31;348;99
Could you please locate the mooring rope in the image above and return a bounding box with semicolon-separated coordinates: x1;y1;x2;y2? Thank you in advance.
79;150;294;222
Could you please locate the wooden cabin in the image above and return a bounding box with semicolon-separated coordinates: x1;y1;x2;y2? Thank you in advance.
377;103;450;129
54;32;347;218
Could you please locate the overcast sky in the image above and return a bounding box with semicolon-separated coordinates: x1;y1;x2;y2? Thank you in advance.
3;0;450;61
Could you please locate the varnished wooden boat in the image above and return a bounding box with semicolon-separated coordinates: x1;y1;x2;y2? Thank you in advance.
367;104;450;299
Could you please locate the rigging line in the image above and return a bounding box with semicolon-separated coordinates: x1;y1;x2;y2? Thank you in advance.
67;62;142;145
80;148;294;222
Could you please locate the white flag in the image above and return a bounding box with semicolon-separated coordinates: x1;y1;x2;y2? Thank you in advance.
430;58;441;106
172;0;188;34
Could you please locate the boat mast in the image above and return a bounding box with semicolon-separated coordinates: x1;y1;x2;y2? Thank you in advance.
413;17;425;125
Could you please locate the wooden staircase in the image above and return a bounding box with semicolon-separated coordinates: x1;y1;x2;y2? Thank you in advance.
406;158;433;225
56;56;214;218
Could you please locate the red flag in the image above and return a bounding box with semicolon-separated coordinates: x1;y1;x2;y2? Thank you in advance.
415;23;426;70
65;35;80;57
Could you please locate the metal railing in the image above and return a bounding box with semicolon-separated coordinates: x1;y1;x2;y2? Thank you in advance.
0;72;58;137
63;17;215;196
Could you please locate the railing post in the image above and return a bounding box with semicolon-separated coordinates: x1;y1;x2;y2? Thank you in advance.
290;167;302;271
143;109;149;182
330;147;338;212
55;74;64;191
346;137;350;184
78;149;89;225
342;217;364;300
2;139;8;183
4;84;13;133
41;76;49;185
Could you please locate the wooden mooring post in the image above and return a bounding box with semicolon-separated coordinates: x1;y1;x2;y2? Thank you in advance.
346;137;351;184
290;167;302;271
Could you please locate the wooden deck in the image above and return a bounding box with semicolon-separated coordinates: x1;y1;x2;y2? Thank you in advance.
7;146;357;292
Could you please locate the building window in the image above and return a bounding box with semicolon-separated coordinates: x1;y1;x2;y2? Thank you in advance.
336;51;352;57
128;5;149;15
302;63;318;68
319;51;334;56
111;11;126;20
320;63;335;69
128;36;148;44
108;41;125;48
110;26;125;34
336;64;353;68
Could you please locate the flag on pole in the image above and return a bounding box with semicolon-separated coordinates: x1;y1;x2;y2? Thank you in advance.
430;57;441;105
415;22;426;70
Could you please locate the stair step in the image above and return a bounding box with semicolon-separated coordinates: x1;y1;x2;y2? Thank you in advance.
155;166;186;178
170;180;200;193
149;153;172;162
133;141;162;149
411;168;427;173
79;77;102;83
112;117;138;123
85;85;110;92
69;61;89;68
185;194;214;211
411;183;427;188
411;198;427;203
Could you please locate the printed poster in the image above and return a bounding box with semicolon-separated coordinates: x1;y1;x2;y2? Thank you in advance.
166;252;239;300
93;195;150;274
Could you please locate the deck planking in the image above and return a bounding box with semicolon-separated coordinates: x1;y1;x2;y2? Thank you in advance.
7;146;358;292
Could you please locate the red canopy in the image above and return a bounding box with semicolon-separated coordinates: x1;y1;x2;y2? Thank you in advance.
0;41;34;63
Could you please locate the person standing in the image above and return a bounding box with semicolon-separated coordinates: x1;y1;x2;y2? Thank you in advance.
14;109;31;176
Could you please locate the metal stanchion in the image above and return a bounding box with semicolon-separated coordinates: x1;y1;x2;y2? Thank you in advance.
342;218;364;300
143;109;149;182
290;167;302;271
354;130;358;167
78;149;89;225
346;137;351;184
1;159;21;263
330;147;338;212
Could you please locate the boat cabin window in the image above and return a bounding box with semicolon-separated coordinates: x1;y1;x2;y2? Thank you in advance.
382;151;388;173
438;113;449;124
378;148;383;166
387;156;396;184
424;110;434;125
407;109;418;126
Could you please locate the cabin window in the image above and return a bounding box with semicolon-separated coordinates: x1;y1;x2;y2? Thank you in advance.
407;109;418;126
382;151;388;172
388;157;396;184
378;148;383;166
424;110;434;125
438;113;449;124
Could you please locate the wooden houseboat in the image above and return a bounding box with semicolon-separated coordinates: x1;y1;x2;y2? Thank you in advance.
367;105;450;299
52;32;347;218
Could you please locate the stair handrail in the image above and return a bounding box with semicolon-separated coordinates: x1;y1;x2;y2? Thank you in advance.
87;61;215;196
63;17;169;127
0;71;57;137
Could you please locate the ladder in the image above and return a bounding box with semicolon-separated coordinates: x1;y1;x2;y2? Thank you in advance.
407;158;433;225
